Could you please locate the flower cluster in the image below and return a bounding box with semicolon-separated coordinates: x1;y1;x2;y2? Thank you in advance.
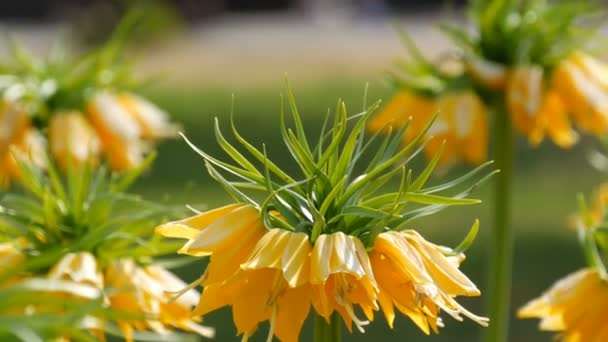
0;161;213;341
519;182;608;341
157;87;493;341
0;26;176;187
368;1;606;166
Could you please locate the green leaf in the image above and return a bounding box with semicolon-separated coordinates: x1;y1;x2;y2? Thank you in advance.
453;219;480;254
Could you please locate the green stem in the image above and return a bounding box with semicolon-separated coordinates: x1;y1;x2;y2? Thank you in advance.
313;313;342;342
484;104;514;342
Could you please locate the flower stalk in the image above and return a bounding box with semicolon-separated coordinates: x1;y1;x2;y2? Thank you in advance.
313;313;342;342
485;102;513;342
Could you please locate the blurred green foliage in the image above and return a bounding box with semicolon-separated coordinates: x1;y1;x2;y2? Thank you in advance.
73;0;184;48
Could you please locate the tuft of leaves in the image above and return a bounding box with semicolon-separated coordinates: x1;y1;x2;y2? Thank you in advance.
0;153;182;273
183;83;495;248
0;11;144;127
449;0;604;67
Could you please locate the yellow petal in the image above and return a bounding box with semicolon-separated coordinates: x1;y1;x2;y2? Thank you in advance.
465;56;507;90
49;112;100;168
48;252;103;289
181;205;263;256
156;203;242;240
281;231;311;287
241;228;290;270
274;285;312;342
231;269;275;335
310;234;333;284
118;93;177;139
404;230;480;296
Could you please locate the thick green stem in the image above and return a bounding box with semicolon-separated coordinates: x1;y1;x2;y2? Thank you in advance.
313;313;342;342
484;105;514;342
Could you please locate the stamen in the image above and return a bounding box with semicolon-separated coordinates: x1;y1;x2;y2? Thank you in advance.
266;271;285;309
241;332;250;342
344;303;370;333
335;274;369;333
165;270;207;303
266;305;277;342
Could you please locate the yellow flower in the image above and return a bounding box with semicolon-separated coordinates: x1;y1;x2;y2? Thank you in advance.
465;56;507;90
87;91;175;171
553;52;608;135
309;232;378;333
158;206;489;341
105;259;214;341
157;92;489;340
370;230;488;334
0;101;46;186
518;268;608;341
0;242;25;281
369;91;488;166
156;204;267;285
49;112;101;169
0;129;46;187
158;208;313;341
506;66;578;148
367;91;435;143
87;92;147;171
0;101;30;155
529;90;578;148
116;93;178;139
428;92;488;166
45;252;214;341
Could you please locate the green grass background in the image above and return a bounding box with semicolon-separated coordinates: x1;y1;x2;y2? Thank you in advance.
132;79;602;341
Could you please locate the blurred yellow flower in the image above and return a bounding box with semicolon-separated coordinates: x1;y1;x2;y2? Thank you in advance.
49;112;101;169
506;66;578;149
0;102;46;187
370;230;488;335
553;52;608;135
465;57;507;91
105;259;214;341
117;93;178;139
0;242;25;281
369;91;488;166
518;268;608;341
87;91;176;171
367;91;435;143
88;92;147;171
45;252;214;342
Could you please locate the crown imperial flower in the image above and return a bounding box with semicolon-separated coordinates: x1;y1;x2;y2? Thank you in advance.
157;85;493;341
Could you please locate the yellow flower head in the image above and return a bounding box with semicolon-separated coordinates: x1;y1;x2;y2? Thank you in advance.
0;24;177;173
464;56;507;91
369;90;488;167
518;268;608;341
0;158;213;340
553;52;608;135
49;111;101;169
157;86;492;341
381;1;605;163
105;259;214;341
371;230;488;334
506;66;578;148
87;91;177;171
0;102;46;187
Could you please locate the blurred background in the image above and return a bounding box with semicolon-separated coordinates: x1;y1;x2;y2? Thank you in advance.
1;1;605;341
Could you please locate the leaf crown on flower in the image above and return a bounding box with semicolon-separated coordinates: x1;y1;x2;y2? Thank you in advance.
0;156;181;274
183;83;496;248
0;13;143;126
389;0;604;97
